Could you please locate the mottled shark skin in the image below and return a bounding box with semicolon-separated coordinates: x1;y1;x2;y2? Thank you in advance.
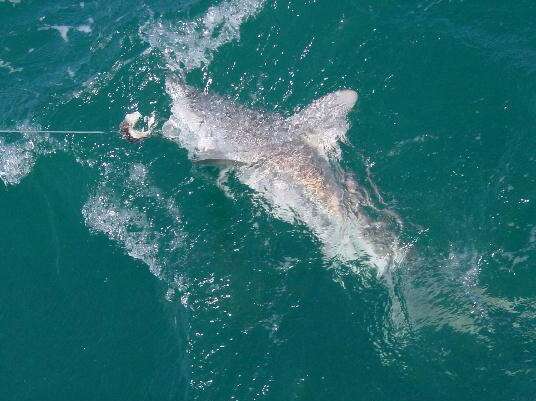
163;78;398;272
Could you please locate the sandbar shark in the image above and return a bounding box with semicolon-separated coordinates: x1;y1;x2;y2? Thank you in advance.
160;77;400;272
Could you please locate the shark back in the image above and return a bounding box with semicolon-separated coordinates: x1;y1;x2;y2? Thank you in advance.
163;78;290;164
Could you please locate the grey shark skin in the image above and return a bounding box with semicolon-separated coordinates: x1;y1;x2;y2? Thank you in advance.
163;78;398;272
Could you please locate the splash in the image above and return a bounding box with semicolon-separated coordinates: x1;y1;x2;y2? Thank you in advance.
0;129;63;186
0;140;34;186
82;163;184;278
142;0;266;72
82;190;164;277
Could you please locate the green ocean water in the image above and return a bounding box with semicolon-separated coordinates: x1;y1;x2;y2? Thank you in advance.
1;0;536;400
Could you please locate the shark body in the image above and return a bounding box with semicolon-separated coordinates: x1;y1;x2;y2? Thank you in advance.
163;78;398;271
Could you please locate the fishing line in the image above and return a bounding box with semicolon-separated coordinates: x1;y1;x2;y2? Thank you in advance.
0;129;107;134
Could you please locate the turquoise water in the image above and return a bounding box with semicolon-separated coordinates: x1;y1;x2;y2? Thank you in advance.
1;1;535;400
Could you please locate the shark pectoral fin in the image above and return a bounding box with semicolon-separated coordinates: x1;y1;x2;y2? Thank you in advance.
292;89;358;124
325;89;358;113
289;89;358;154
192;158;247;168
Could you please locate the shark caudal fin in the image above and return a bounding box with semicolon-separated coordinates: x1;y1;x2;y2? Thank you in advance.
288;89;358;157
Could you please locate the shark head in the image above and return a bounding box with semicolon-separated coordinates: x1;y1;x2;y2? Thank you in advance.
162;78;401;272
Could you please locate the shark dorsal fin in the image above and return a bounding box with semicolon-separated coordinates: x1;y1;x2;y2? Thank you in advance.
288;89;358;156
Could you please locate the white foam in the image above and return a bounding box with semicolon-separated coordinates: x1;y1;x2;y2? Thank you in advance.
0;140;35;186
0;130;62;186
82;163;185;278
82;191;163;276
142;0;266;72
